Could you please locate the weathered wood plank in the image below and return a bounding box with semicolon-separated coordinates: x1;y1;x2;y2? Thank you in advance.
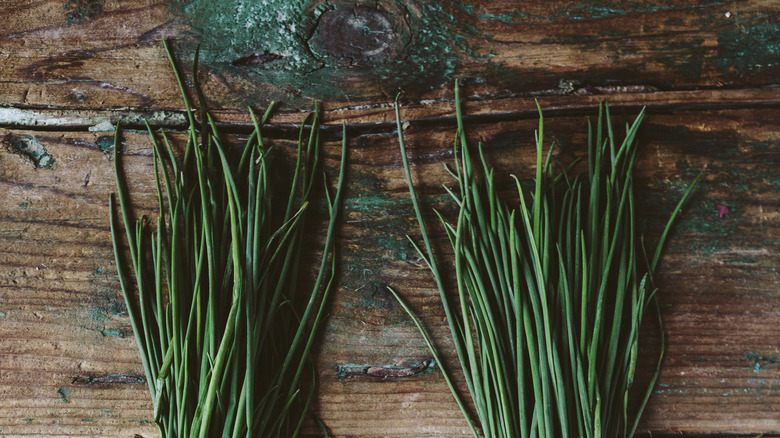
0;0;177;107
0;130;159;437
318;106;780;436
1;104;778;436
1;0;779;111
3;87;780;131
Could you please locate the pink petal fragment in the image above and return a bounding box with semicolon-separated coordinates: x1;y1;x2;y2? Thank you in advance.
716;204;729;218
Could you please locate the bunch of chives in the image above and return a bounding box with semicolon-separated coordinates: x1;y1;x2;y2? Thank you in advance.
109;42;345;438
392;81;699;437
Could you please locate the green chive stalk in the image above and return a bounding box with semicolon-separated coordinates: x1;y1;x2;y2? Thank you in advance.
109;41;346;438
391;81;700;437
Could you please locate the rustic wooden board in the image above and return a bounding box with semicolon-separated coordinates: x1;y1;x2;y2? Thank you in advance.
4;87;780;131
1;101;778;436
2;0;780;435
0;129;154;437
1;0;779;111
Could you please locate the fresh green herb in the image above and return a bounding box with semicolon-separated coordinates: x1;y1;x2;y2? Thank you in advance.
391;81;700;437
109;41;346;438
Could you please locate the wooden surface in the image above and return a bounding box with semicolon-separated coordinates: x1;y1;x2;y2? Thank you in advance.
1;0;779;436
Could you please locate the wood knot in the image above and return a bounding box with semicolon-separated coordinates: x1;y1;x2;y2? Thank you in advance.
309;5;402;66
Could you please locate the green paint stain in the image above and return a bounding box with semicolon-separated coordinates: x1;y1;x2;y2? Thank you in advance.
367;3;468;93
99;290;127;316
177;0;480;103
338;167;441;316
478;12;526;24
18;203;28;208
561;1;724;21
81;418;96;422
459;2;720;23
344;169;414;262
95;136;114;153
745;352;780;373
124;419;153;425
8;135;54;169
445;1;714;23
79;290;128;337
717;17;780;82
183;0;311;69
64;0;104;26
57;387;71;403
746;378;768;385
99;328;125;337
22;418;32;423
344;169;452;264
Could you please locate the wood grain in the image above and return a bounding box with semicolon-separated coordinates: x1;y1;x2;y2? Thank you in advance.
1;102;778;436
1;0;779;435
0;130;157;437
1;1;779;111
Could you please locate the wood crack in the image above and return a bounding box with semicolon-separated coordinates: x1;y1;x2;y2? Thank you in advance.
336;359;434;379
2;89;780;141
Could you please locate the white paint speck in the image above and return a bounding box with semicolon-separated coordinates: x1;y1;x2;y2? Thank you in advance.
89;120;115;132
0;107;75;126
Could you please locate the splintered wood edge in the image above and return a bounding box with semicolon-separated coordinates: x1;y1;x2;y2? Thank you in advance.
2;88;780;133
